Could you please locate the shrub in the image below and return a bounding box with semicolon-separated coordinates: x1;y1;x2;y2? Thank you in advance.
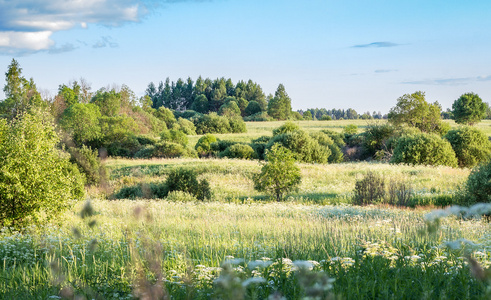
177;117;196;135
243;111;272;122
310;131;343;163
220;144;255;159
267;130;330;163
68;145;104;186
244;101;262;116
361;124;396;159
136;135;158;146
134;145;156;159
228;116;247;133
390;133;458;167
250;136;271;160
195;134;217;157
160;129;188;147
444;126;491;168
153;142;188;158
343;124;358;135
211;140;240;153
273;121;299;136
386;178;413;207
0;112;85;228
165;168;211;201
195;113;230;134
353;171;385;205
254;144;301;201
462;159;491;205
321;115;332;121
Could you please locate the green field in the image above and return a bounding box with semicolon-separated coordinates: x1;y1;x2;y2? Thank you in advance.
188;119;491;146
1;120;491;299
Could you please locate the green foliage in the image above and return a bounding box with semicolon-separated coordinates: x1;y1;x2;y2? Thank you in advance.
303;110;313;120
68;145;104;186
390;133;458;167
243;111;272;121
250;136;271;160
177;117;196;135
353;171;385;205
343;124;358;135
254;144;301;201
153;142;193;158
165;168;211;200
462;158;491;204
361;124;396;159
267;130;330;164
273;121;300;136
59;103;102;145
228;116;247;133
160;129;188;147
195;113;231;134
244;100;262;116
91;89;121;117
267;84;292;120
219;144;255;160
195;134;218;156
1;59;44;118
388;91;445;134
452;93;486;125
321;115;332;121
155;106;177;128
291;111;303;120
191;94;210;114
218;101;241;117
445;126;491;168
0;112;85;228
310;131;344;163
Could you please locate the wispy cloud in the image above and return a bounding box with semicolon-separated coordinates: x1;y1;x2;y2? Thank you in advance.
0;0;151;54
48;43;77;54
375;69;397;73
93;36;119;49
352;42;400;48
402;75;491;86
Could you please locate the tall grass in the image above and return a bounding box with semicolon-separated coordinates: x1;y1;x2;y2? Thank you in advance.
0;200;489;299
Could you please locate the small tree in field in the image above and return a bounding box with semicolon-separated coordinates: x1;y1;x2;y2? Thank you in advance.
0;112;85;228
452;93;486;125
254;144;301;201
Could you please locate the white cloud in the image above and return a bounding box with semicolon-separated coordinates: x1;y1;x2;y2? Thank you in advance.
0;0;151;54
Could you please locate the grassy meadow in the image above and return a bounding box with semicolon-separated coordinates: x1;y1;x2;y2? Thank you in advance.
1;119;491;299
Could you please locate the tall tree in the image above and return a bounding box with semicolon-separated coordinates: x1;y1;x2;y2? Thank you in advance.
268;84;292;120
388;91;444;133
451;92;486;125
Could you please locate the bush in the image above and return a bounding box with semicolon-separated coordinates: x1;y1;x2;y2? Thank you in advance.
243;111;272;122
165;168;211;201
195;134;217;157
321;115;332;121
386;178;413;206
134;145;156;159
253;144;301;201
153;142;189;158
166;191;198;202
390;133;458;167
361;124;396;159
353;171;385;205
462;159;491;205
310;132;343;163
220;144;255;159
343;124;358;135
177;117;196;135
273;121;299;136
228;116;247;133
267;130;330;163
444;126;491;168
195;113;230;134
0;112;85;228
136;135;158;146
68;145;104;186
250;136;271;160
160;129;188;147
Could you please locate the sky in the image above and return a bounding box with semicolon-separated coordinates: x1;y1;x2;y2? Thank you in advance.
1;0;490;113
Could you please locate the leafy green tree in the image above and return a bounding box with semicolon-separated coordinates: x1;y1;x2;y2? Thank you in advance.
388;91;445;133
267;129;330;164
91;89;121;117
451;93;486;125
267;84;292;120
154;106;177;128
195;134;217;156
245;101;262;116
1;59;43;118
161;129;188;147
219;101;241;117
59;103;102;145
303;111;313;120
462;158;491;204
165;168;211;201
0;112;85;228
254;144;301;201
191;94;209;114
444;126;491;168
273;121;300;136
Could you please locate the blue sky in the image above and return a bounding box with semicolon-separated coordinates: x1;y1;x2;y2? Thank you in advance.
1;0;490;113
